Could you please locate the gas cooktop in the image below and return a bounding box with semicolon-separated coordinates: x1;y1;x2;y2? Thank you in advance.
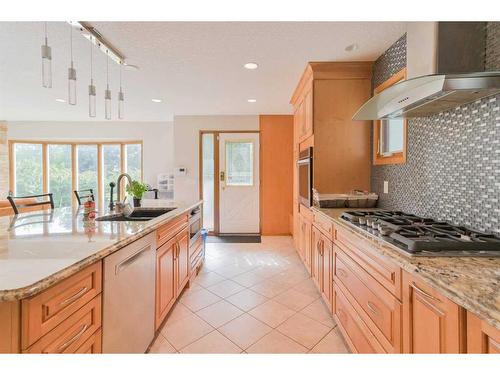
340;210;500;257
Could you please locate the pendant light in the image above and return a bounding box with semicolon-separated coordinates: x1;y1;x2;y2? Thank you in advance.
88;36;96;117
68;25;77;105
118;64;124;119
104;52;111;120
41;22;52;88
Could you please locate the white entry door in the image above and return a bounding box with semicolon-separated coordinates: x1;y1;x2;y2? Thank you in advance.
219;133;260;234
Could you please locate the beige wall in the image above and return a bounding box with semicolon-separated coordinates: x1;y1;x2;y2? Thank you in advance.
0;122;8;198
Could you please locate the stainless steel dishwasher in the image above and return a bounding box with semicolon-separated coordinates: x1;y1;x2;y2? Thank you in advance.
102;232;156;353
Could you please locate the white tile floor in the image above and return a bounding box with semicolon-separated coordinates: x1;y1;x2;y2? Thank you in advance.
148;236;350;354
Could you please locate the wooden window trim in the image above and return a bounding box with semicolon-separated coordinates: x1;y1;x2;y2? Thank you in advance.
373;68;407;166
8;140;143;208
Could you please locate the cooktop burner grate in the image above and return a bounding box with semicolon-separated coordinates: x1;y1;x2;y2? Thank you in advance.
340;210;500;256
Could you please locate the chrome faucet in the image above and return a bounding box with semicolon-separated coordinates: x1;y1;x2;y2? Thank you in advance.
116;173;133;203
108;173;133;212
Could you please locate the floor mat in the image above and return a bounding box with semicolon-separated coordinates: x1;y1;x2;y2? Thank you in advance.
207;235;261;243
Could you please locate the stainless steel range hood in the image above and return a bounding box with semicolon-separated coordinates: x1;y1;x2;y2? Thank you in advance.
353;22;500;120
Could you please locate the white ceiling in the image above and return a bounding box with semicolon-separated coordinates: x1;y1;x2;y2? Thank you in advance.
0;22;406;122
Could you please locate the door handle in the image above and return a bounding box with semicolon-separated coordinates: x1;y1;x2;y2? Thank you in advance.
220;171;226;190
174;243;180;260
115;245;150;275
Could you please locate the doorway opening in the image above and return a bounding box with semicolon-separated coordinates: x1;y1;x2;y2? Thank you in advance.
199;130;260;235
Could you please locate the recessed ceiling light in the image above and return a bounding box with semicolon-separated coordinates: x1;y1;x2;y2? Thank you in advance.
247;99;257;103
55;98;66;103
151;99;162;103
244;62;259;70
123;63;140;71
345;43;359;52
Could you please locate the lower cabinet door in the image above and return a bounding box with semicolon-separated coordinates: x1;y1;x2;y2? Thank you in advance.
176;229;190;296
303;220;312;274
311;225;322;289
466;312;500;353
298;215;307;269
156;237;176;330
320;236;332;310
402;272;465;353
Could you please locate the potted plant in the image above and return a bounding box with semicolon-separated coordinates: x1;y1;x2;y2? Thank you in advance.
126;180;148;207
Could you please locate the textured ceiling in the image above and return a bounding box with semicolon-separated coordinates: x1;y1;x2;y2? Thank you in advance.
0;22;406;121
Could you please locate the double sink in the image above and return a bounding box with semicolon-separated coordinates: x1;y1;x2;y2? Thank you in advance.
96;207;176;222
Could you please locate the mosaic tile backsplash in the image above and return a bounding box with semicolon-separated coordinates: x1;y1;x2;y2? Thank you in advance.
372;33;407;89
371;22;500;235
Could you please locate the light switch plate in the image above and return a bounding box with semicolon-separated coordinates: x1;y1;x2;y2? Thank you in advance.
383;181;389;194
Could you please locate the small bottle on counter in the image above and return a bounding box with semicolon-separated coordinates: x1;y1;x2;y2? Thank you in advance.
83;197;96;220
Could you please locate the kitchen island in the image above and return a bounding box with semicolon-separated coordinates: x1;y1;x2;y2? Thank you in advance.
0;200;203;353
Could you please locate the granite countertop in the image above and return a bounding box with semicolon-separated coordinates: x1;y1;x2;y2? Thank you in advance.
0;199;202;302
312;207;500;330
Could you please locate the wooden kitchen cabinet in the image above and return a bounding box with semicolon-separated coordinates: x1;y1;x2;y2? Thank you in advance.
155;218;190;330
312;224;332;309
21;261;102;350
176;229;190;294
320;235;332;309
298;206;313;274
24;296;102;354
333;282;386;353
291;62;372;272
334;246;401;353
301;89;313;142
402;271;466;353
466;312;500;353
311;225;321;288
155;236;177;330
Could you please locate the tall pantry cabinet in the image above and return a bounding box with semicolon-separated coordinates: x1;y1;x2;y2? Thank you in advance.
291;62;373;248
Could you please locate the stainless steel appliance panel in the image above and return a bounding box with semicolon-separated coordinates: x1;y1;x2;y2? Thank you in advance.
103;232;156;353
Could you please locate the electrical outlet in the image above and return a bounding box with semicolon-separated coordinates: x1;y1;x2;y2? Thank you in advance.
383;181;389;194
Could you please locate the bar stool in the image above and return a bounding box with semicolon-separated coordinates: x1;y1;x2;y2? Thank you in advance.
6;193;55;215
74;189;95;205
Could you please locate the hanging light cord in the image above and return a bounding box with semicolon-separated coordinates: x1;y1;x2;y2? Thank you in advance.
90;36;93;82
106;51;109;87
44;22;48;44
119;64;122;90
70;25;73;63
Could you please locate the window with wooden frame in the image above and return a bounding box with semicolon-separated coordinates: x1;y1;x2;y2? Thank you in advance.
8;140;143;208
373;68;407;165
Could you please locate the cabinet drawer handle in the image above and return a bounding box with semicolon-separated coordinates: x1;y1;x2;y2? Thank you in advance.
366;301;380;316
59;286;88;307
58;324;88;352
337;268;348;278
412;282;441;303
